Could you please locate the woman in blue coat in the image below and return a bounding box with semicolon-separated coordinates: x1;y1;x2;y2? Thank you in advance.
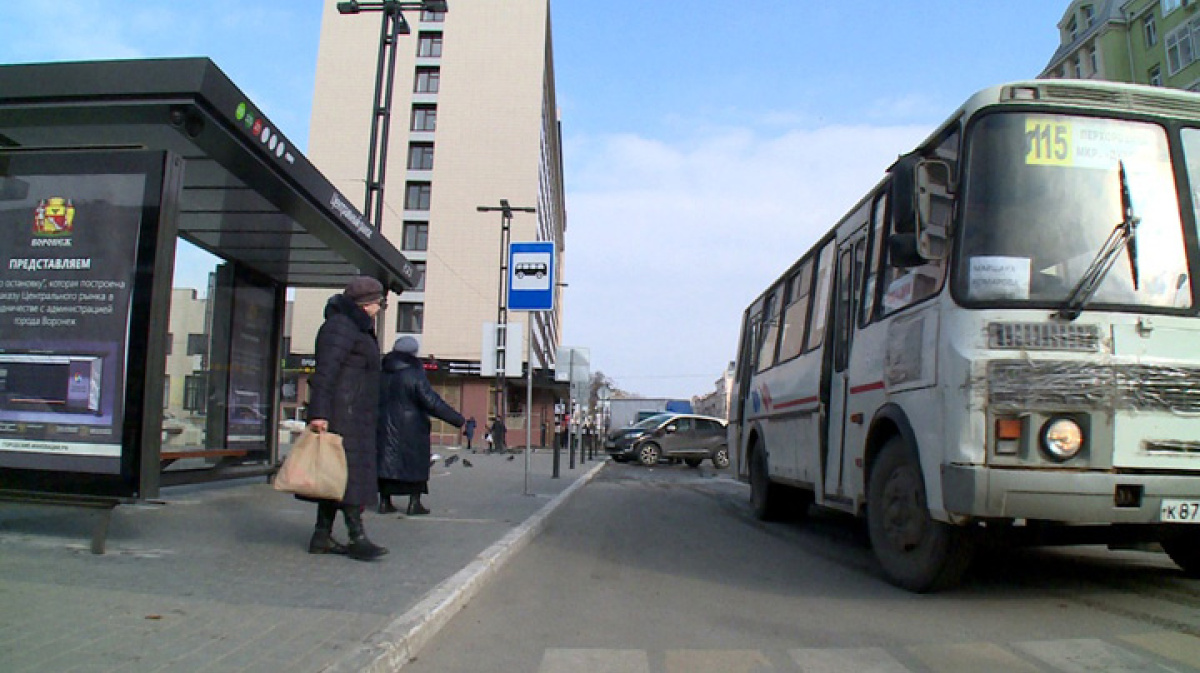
377;336;465;515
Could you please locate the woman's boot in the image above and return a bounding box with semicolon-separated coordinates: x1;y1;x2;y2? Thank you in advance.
406;494;430;516
343;505;388;561
378;495;398;514
308;501;348;554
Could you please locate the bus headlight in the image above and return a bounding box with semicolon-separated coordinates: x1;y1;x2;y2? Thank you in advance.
1040;417;1083;462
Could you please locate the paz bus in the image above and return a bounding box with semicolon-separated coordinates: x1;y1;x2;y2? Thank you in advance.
729;79;1200;592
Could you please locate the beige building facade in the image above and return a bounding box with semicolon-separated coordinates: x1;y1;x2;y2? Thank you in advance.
291;1;567;444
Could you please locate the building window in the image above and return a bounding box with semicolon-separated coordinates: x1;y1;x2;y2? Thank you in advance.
1073;54;1083;77
1145;15;1158;47
1089;46;1098;76
1082;4;1095;27
396;303;424;333
1067;16;1078;42
415;67;440;94
403;222;428;251
184;374;206;412
405;182;432;211
421;9;445;22
1150;64;1163;85
1164;0;1183;16
417;32;443;58
411;105;437;132
165;332;173;355
413;262;426;291
408;142;434;170
186;333;207;356
1166;22;1196;75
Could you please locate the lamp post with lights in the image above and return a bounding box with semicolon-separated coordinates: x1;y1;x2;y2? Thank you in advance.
336;0;448;230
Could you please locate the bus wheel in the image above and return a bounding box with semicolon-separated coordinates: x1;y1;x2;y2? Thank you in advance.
867;438;973;593
750;441;787;521
638;442;661;466
1161;533;1200;577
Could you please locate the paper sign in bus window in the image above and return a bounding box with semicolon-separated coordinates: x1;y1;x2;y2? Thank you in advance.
969;256;1031;300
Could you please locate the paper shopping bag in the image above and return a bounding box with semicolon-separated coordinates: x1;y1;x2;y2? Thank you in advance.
273;429;348;500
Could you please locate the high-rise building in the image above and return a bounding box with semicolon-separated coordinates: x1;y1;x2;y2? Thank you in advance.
1041;0;1200;91
291;1;567;445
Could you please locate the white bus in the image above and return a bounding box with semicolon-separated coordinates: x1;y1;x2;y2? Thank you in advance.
729;79;1200;592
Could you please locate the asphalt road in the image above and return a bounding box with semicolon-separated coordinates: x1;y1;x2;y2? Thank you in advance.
404;460;1200;673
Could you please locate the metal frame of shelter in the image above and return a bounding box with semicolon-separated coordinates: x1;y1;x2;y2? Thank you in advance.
0;58;418;509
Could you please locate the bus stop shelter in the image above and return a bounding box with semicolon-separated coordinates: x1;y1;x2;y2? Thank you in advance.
0;58;416;508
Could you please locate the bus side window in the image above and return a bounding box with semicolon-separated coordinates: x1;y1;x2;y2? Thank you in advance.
777;259;813;362
861;190;889;324
756;290;780;373
805;240;836;353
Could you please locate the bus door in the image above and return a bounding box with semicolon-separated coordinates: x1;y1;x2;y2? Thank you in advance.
822;231;867;501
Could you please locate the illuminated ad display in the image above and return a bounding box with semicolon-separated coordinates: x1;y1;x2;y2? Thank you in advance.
226;277;276;450
0;156;153;473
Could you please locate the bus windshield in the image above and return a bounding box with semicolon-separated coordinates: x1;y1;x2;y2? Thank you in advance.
955;112;1191;311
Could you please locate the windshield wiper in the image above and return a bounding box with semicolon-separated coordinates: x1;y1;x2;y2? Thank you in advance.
1056;161;1141;321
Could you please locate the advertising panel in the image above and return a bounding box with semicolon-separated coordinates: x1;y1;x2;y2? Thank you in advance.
0;152;164;477
225;275;277;451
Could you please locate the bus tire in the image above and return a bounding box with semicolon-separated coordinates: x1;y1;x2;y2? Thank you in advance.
867;438;973;593
750;441;788;521
1161;533;1200;577
638;442;661;466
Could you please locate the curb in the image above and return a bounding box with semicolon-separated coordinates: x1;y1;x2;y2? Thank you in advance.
324;460;607;672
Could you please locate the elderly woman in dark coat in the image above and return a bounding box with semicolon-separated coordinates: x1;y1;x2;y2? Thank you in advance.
377;336;465;515
305;276;388;561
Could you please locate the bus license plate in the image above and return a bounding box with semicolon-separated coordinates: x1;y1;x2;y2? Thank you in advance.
1160;499;1200;523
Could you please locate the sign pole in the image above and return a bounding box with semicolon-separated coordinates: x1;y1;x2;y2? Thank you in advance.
524;317;533;495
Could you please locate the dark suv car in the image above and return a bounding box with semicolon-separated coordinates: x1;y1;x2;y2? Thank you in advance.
605;413;729;468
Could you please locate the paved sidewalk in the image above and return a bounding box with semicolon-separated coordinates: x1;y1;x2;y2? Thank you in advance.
0;448;605;672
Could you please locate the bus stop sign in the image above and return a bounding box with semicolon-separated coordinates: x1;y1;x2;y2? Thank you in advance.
507;241;554;311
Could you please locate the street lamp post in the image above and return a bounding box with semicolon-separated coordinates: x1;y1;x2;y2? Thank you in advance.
477;200;536;426
336;0;448;230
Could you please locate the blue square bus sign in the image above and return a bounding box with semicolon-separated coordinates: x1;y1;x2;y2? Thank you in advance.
507;241;555;311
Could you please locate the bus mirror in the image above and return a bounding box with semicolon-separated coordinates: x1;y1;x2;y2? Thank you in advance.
890;153;920;234
915;159;953;260
888;233;925;268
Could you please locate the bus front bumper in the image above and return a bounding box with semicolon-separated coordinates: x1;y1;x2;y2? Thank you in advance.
941;464;1200;525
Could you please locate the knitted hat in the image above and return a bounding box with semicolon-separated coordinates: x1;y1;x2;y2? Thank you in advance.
393;335;419;354
343;276;384;304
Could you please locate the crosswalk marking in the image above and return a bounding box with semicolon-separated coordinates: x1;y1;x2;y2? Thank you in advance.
1120;632;1200;670
1014;637;1175;672
665;649;773;673
787;646;908;672
536;635;1200;673
538;648;649;673
907;642;1041;673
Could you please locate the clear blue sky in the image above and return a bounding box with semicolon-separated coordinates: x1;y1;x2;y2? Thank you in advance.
0;1;1073;398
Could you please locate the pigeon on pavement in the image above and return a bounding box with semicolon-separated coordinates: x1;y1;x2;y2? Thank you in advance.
462;459;473;467
445;455;459;467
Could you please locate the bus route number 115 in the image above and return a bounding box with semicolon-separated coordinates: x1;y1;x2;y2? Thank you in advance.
1026;119;1072;166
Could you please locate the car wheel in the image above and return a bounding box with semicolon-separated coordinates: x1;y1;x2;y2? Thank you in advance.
684;458;703;468
637;442;661;466
867;437;973;593
711;447;730;469
1161;532;1200;577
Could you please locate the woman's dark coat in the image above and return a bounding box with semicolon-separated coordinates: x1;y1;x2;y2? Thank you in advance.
305;294;381;507
377;351;465;484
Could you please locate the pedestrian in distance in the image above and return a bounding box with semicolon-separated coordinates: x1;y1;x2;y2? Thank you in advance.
377;336;465;516
305;276;389;562
463;416;476;453
489;416;507;454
